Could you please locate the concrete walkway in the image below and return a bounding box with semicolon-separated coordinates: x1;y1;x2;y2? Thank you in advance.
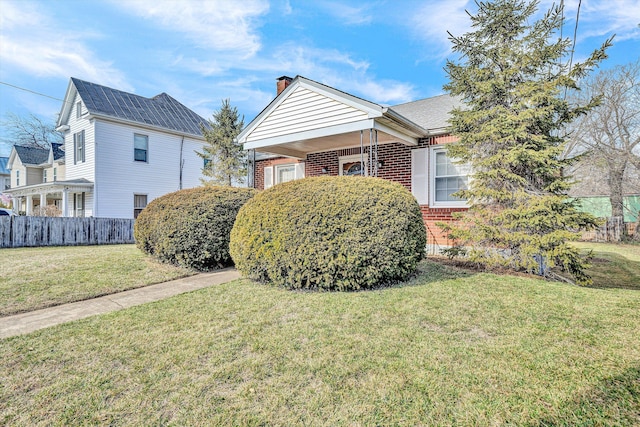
0;268;241;339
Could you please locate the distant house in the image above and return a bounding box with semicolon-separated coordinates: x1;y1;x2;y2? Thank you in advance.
0;156;9;192
5;78;209;218
237;75;468;250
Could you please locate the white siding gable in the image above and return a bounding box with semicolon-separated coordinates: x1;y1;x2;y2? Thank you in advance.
246;86;369;142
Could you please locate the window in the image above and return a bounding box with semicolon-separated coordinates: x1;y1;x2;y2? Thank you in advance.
43;170;47;183
53;167;57;181
339;154;367;177
16;170;20;187
430;147;470;207
74;130;85;164
411;146;471;207
276;165;296;184
263;163;305;189
74;192;85;218
76;101;82;119
134;194;147;218
134;134;148;162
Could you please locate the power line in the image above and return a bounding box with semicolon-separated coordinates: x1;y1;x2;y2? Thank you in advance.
567;0;582;76
0;81;66;102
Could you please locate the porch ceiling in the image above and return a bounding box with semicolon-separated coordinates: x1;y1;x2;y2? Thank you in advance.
246;117;424;160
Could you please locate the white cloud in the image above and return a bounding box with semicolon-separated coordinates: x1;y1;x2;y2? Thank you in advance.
408;0;473;60
113;0;269;58
0;1;132;91
315;1;375;25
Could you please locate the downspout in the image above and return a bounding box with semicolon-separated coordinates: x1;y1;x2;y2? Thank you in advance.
179;136;184;190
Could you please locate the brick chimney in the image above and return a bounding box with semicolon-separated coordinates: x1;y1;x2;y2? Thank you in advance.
276;76;293;95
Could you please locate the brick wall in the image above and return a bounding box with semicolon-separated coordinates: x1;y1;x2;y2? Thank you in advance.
252;134;465;248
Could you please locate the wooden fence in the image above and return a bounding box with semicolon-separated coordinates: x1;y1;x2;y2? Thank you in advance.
0;217;135;248
581;217;637;242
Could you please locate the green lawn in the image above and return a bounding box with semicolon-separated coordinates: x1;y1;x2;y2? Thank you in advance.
573;241;640;290
0;245;193;316
1;254;639;425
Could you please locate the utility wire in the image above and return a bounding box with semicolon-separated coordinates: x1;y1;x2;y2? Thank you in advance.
0;81;66;102
563;0;582;100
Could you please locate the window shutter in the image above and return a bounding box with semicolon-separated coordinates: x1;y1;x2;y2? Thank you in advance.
411;148;428;205
81;130;85;163
264;166;273;189
73;133;78;165
294;162;305;180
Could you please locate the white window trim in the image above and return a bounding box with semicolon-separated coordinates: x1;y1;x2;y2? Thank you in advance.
264;162;305;189
429;146;470;208
134;134;149;163
338;154;368;176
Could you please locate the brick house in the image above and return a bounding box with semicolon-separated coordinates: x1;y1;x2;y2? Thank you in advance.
237;76;470;252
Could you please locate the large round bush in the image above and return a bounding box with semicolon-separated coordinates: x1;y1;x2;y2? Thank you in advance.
230;176;426;290
135;186;256;271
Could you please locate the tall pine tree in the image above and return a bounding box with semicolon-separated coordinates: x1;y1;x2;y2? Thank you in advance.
198;99;246;186
442;0;612;284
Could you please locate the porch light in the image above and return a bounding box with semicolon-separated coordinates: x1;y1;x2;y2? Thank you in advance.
321;166;329;174
377;160;384;169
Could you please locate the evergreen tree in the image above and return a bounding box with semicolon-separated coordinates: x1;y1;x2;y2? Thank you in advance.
442;0;612;284
198;99;246;186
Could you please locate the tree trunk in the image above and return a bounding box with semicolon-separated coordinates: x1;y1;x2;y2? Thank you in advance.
608;167;628;240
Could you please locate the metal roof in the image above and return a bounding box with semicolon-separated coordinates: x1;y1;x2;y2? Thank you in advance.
71;78;208;137
13;146;49;165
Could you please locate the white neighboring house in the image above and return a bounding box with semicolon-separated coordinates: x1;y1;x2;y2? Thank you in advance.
6;78;209;218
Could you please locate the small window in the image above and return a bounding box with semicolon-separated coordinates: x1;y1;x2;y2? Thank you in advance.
53;167;57;181
134;194;147;218
74;130;85;164
16;170;20;187
430;147;470;207
339;154;367;177
276;164;296;184
43;170;47;183
134;134;148;162
76;101;82;119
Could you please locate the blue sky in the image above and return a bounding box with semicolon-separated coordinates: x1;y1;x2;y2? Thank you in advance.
1;0;639;156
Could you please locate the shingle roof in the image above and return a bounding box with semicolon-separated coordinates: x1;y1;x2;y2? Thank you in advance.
390;94;464;131
0;157;8;175
14;146;49;165
71;78;208;137
51;143;64;161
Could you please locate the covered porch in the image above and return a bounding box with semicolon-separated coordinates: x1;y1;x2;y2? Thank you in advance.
5;179;94;217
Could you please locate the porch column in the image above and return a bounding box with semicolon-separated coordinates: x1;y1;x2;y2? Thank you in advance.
26;195;33;216
40;193;46;212
62;188;69;217
11;197;19;214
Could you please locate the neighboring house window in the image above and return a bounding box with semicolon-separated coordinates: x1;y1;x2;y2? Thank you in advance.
53;167;57;181
134;134;148;162
43;170;47;183
430;146;470;207
263;163;305;189
16;170;20;187
74;130;85;164
74;192;85;218
134;194;147;219
203;158;211;168
76;101;82;119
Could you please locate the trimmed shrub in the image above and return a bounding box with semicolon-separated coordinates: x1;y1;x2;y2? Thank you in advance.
230;176;426;290
135;186;256;271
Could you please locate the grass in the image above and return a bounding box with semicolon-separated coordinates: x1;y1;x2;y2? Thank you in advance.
572;241;640;290
0;245;193;316
1;254;639;425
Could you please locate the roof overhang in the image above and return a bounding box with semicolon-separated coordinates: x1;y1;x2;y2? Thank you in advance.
238;75;428;160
